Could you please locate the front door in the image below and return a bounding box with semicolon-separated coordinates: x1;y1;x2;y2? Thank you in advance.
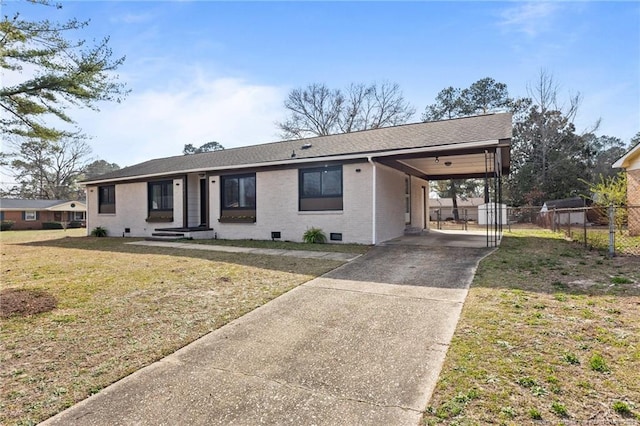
404;176;411;224
199;178;207;227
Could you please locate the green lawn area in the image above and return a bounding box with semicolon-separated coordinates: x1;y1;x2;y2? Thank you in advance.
424;230;640;425
0;230;347;425
185;237;371;254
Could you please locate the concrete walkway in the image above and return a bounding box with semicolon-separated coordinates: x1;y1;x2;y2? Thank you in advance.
42;243;493;426
125;240;362;262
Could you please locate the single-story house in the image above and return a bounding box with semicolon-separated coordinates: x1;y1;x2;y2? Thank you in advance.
82;113;512;245
540;197;587;225
0;199;86;230
428;197;485;221
613;142;640;235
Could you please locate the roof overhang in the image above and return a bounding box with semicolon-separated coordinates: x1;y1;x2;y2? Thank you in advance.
612;143;640;169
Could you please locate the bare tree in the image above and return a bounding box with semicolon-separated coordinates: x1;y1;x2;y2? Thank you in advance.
6;135;91;199
278;83;344;139
277;81;415;139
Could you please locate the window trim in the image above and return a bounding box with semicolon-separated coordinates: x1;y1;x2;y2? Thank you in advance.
298;165;343;212
220;173;257;210
24;211;37;221
148;180;174;213
98;185;116;214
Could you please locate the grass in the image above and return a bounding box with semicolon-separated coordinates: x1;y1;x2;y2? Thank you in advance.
0;229;349;425
186;237;370;254
424;229;640;425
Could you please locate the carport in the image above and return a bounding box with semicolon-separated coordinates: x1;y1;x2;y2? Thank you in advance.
370;124;511;247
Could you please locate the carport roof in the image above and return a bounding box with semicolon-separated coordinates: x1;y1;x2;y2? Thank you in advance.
84;113;512;184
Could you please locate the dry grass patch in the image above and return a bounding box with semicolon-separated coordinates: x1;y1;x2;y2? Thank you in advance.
424;230;640;425
1;230;345;425
186;238;371;254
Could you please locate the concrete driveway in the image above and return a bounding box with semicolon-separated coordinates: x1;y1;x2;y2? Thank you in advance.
41;242;492;426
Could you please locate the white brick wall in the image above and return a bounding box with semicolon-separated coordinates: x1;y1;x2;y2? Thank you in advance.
86;178;183;237
86;162;428;244
210;162;374;244
186;174;201;227
409;175;429;229
374;165;406;244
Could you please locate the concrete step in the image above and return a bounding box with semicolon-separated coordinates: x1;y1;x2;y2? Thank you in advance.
152;232;185;237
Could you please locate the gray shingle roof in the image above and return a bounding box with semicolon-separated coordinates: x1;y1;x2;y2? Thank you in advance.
84;113;512;183
0;199;71;210
543;197;587;209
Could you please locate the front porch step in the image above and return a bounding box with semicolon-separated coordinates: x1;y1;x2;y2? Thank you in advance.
152;232;185;237
151;227;215;240
148;232;186;242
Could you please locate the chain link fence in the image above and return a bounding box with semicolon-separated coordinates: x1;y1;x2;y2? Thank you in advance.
506;205;640;256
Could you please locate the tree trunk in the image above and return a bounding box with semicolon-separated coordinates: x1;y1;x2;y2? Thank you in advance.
450;180;459;221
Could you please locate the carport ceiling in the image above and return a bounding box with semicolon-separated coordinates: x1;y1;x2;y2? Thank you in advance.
377;143;510;181
402;153;495;179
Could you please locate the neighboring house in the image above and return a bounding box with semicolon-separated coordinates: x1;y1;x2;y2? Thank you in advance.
82;113;512;245
0;199;87;230
428;197;485;221
540;197;587;225
613;142;640;236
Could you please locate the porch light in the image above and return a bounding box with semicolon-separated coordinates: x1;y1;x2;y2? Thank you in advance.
435;157;439;163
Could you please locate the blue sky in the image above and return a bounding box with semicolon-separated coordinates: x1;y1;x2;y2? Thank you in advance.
5;1;640;168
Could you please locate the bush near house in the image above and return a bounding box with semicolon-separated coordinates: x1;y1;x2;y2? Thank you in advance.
1;220;15;231
303;227;327;244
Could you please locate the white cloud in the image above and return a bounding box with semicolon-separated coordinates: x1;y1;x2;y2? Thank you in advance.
498;2;561;37
76;73;287;167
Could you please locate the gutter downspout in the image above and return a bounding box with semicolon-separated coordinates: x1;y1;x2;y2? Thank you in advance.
368;156;377;245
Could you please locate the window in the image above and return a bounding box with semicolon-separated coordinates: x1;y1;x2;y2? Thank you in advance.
148;181;173;212
299;166;343;211
24;211;37;221
73;211;86;221
98;185;116;214
222;174;256;209
219;174;256;222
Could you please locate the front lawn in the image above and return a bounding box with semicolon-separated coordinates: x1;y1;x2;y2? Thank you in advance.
186;237;371;254
0;230;345;425
424;230;640;424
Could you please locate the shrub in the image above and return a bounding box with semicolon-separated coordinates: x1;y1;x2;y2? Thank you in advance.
612;401;631;415
0;220;15;231
42;222;64;229
529;408;542;420
90;226;108;237
550;401;568;417
589;353;610;373
302;227;327;244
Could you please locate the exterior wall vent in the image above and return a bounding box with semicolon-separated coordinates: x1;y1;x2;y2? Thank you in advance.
301;143;312;149
330;232;342;241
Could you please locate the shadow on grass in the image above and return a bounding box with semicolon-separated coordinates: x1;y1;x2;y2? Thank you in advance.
16;233;640;296
17;237;346;276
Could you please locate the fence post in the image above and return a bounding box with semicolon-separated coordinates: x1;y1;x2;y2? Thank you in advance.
583;207;587;248
608;204;615;257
